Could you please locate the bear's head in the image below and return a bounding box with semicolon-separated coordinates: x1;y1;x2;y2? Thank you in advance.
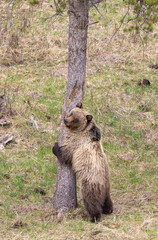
64;107;93;132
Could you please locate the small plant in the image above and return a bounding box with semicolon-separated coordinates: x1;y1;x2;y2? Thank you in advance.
28;0;40;6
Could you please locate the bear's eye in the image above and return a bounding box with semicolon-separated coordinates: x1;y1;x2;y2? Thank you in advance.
73;118;79;123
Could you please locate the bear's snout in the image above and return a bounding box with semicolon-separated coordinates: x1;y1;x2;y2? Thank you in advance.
64;119;68;125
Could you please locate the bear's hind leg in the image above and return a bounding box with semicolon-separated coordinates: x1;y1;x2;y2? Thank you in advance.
90;213;101;223
82;182;102;222
102;195;113;214
83;196;102;222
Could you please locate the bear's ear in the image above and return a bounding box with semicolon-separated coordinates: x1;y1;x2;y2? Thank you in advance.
86;114;93;122
76;103;83;108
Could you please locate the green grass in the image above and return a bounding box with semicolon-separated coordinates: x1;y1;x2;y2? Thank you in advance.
0;0;158;239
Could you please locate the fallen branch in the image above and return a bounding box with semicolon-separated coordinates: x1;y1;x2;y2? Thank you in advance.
3;135;14;145
30;114;39;131
0;119;11;127
0;134;14;148
0;94;6;115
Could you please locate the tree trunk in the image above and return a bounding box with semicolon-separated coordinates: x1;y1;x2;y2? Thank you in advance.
53;0;89;211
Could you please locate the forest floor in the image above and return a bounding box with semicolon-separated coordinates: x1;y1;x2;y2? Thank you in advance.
0;1;158;239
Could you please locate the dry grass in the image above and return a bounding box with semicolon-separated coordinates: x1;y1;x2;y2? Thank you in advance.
0;0;158;239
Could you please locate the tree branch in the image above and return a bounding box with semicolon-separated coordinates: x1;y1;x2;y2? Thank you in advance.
41;13;59;22
139;33;145;59
108;5;130;45
6;0;16;27
89;0;103;8
90;0;108;24
88;21;99;26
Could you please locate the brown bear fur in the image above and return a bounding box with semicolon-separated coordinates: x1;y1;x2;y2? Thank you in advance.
53;106;113;222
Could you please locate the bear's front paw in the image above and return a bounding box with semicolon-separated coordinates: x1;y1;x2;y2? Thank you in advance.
52;142;59;157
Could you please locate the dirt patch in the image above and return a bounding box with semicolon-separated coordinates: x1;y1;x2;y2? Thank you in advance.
12;204;38;215
51;64;68;78
102;53;125;65
146;128;158;146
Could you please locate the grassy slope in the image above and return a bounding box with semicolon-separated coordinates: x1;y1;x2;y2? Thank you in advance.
0;1;158;239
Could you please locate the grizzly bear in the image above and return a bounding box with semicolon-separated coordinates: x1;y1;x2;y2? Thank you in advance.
53;105;113;222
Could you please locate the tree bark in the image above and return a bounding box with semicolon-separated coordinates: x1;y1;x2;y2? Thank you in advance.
53;0;89;211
